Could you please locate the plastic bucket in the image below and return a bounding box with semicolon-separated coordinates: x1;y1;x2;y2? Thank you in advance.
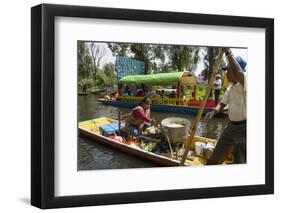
195;142;206;157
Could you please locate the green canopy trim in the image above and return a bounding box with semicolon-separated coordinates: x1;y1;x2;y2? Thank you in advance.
118;72;195;85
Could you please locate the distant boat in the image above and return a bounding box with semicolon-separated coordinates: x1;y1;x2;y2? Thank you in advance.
99;72;216;115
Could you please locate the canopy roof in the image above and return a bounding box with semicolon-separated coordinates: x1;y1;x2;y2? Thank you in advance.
118;72;196;85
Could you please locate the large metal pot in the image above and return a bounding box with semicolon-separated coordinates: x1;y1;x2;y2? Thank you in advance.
161;117;190;145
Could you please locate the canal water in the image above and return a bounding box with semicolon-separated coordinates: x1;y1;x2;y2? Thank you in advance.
78;95;228;170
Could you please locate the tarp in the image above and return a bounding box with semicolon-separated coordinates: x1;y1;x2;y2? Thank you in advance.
118;72;196;85
116;57;145;80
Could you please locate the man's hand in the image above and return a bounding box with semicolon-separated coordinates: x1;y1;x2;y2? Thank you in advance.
222;47;230;54
204;111;216;121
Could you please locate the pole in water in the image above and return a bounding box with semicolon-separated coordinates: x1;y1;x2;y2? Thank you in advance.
118;111;121;132
180;49;226;166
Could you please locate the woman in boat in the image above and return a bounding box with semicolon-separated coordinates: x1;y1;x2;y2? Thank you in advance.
125;97;155;138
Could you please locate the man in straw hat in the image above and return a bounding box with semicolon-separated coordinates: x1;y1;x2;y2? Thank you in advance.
205;48;247;164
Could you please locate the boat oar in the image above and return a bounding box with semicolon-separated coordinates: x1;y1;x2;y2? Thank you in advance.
180;48;226;166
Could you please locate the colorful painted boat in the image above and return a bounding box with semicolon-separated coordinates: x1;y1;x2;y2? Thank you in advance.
79;117;220;166
99;72;216;115
98;98;214;115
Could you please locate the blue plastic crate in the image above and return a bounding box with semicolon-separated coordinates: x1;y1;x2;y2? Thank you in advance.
99;122;125;136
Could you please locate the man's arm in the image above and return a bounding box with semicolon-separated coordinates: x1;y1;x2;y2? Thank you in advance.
205;102;226;120
213;81;219;87
214;102;226;114
225;49;245;87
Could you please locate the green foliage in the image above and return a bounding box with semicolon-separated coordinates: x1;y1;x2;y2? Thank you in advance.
103;63;116;77
201;47;225;81
78;41;115;90
108;43;156;74
95;63;117;87
167;46;200;71
78;41;202;92
78;41;92;79
108;43;129;57
107;42;200;74
78;78;94;92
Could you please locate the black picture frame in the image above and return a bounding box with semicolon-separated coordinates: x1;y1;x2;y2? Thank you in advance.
31;3;274;209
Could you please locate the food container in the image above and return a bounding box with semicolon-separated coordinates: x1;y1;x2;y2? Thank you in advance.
205;148;214;159
195;142;206;157
161;117;190;144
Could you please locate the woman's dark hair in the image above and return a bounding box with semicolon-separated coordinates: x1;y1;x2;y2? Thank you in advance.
139;97;151;106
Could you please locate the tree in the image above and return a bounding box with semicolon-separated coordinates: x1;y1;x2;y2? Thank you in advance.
103;62;116;77
107;43;129;57
88;42;106;80
103;62;117;85
129;44;153;73
78;41;92;79
166;46;200;72
202;47;220;81
107;42;200;75
95;63;117;87
107;43;166;74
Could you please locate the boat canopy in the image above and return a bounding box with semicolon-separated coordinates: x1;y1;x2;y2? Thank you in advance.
118;71;196;85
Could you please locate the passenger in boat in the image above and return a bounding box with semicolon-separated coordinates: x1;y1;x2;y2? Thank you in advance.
82;83;87;92
111;92;119;101
125;97;155;138
169;90;176;98
123;85;131;96
137;89;145;97
205;48;247;165
213;74;222;105
160;90;165;98
145;90;154;97
154;90;161;98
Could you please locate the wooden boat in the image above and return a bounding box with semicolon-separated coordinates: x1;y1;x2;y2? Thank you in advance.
99;72;216;115
79;117;220;166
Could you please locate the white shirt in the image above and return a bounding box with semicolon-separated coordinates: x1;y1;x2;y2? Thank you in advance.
221;73;246;121
213;79;222;90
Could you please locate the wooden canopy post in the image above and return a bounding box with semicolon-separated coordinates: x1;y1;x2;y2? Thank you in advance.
118;84;123;96
176;81;181;99
180;49;225;165
193;84;197;100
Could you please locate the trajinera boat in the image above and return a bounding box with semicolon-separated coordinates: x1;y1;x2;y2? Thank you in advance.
98;72;216;115
79;117;233;166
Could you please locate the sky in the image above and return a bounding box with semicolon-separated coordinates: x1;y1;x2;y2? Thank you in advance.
91;42;248;76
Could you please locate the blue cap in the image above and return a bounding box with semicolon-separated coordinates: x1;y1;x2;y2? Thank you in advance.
236;56;247;70
222;56;247;71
